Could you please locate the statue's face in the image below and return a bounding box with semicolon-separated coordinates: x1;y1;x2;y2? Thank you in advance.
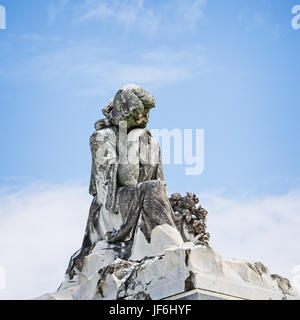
125;106;150;129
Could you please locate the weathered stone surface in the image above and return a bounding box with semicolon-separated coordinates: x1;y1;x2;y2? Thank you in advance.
37;241;299;300
66;85;181;278
35;85;299;301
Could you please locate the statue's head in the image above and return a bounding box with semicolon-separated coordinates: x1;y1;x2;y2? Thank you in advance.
102;84;156;129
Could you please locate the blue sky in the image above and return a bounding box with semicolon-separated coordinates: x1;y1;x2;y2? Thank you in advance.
0;0;299;196
0;0;300;299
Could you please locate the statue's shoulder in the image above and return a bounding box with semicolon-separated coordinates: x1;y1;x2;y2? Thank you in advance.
90;127;117;145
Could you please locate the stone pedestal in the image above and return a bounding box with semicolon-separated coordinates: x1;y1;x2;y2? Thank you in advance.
36;241;299;301
165;289;242;300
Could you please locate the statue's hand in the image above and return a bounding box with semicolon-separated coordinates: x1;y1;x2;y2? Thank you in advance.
95;194;102;206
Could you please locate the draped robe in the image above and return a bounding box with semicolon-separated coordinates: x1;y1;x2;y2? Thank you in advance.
66;126;183;275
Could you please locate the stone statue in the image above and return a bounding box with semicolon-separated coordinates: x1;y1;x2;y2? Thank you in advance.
66;85;196;277
37;85;298;301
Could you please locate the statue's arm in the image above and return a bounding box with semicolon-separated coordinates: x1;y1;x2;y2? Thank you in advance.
90;129;118;205
157;147;165;181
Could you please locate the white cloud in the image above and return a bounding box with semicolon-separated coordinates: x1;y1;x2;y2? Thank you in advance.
0;182;299;299
74;0;158;36
0;0;211;97
75;2;114;23
202;190;300;288
2;43;210;96
0;182;90;300
74;0;207;36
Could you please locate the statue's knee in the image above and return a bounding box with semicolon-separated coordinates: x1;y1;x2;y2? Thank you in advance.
139;180;166;194
155;179;167;190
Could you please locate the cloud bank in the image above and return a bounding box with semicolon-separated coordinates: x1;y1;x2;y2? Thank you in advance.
0;182;90;300
0;182;299;299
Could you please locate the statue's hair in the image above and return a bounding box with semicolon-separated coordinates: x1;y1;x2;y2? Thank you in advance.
94;85;155;130
109;84;155;125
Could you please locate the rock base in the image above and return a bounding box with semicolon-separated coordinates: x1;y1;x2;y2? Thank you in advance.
36;241;299;300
